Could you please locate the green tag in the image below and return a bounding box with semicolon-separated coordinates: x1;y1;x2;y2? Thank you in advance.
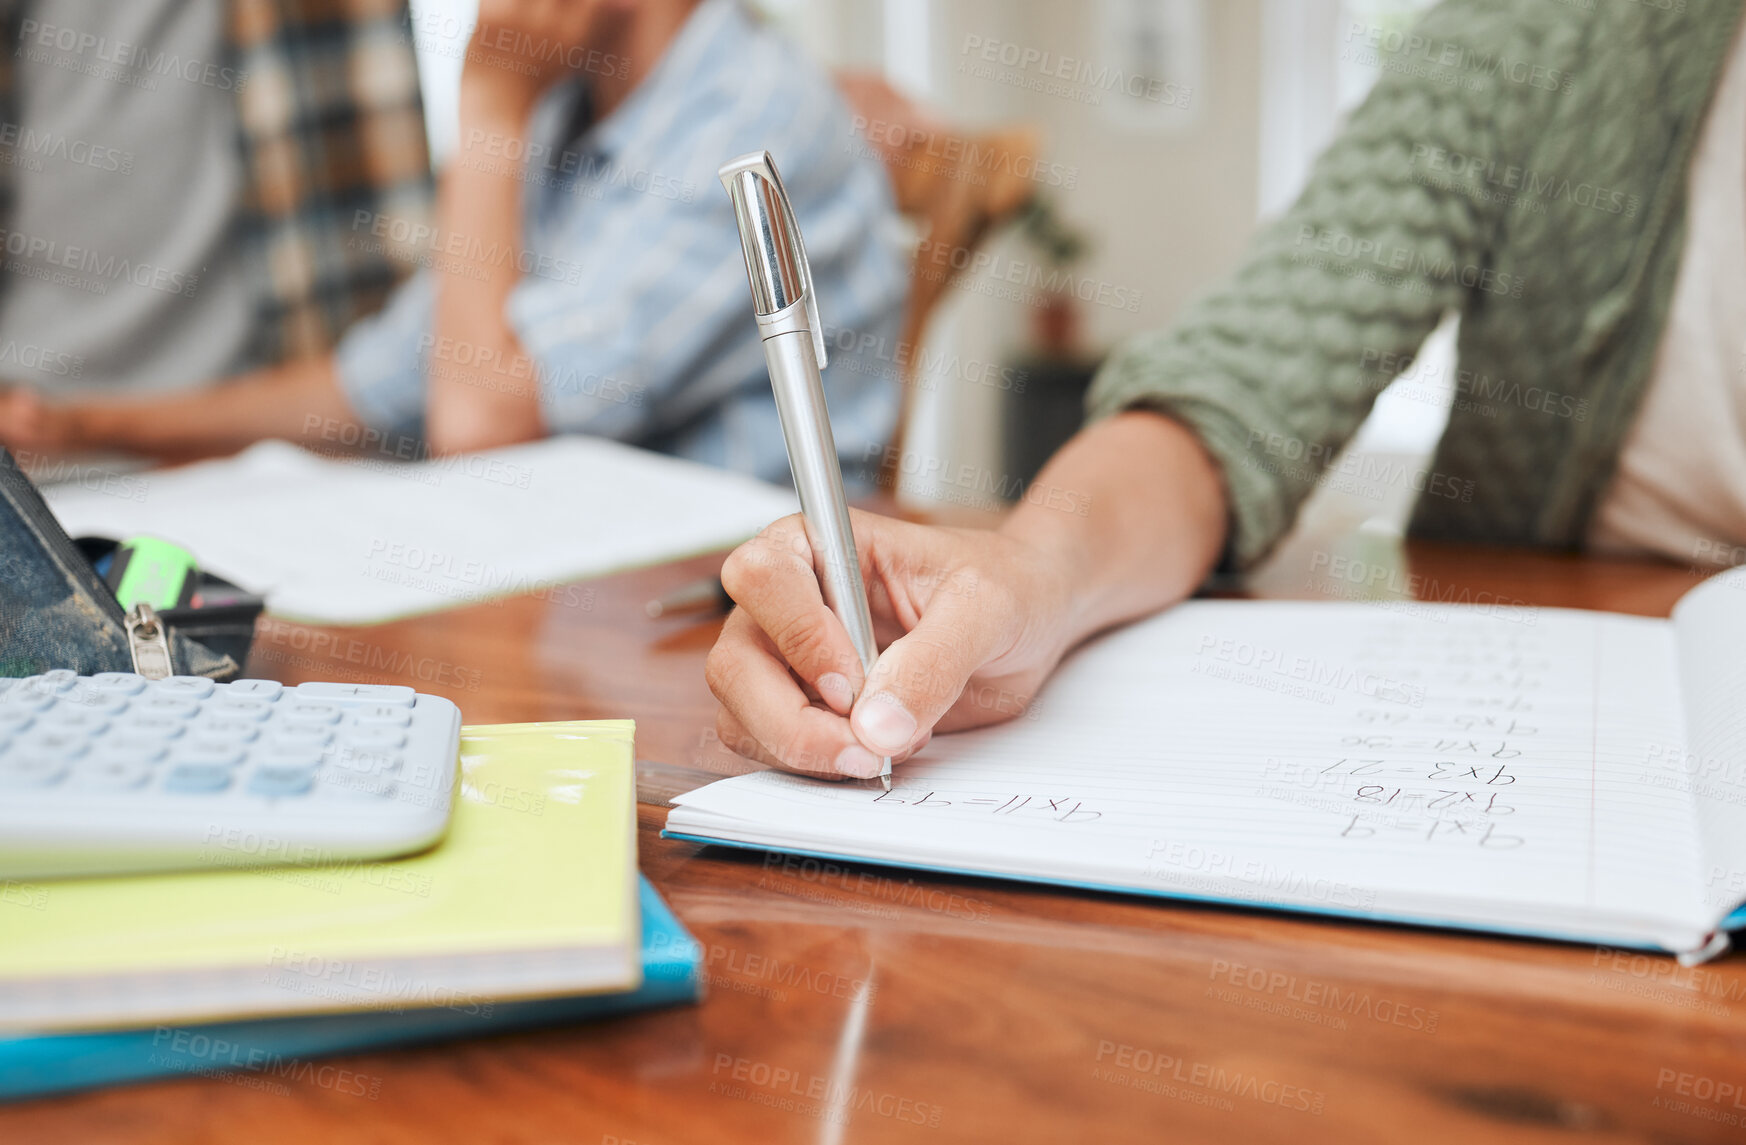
112;536;197;611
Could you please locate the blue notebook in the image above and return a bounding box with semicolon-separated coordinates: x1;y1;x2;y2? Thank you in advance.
0;878;700;1103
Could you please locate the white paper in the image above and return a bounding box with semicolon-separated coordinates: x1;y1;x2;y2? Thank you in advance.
1671;567;1746;919
44;439;797;624
672;598;1714;949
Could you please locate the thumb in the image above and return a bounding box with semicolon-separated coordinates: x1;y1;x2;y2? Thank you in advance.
848;586;1011;757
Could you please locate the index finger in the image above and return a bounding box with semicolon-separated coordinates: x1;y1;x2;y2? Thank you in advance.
705;607;879;778
719;515;868;715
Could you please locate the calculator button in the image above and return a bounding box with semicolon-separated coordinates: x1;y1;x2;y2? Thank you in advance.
282;703;342;725
0;755;67;787
348;706;413;728
176;742;246;769
152;676;217;699
222;680;284;702
270;726;334;749
71;759;153;790
295;682;416;707
60;690;132;715
136;696;200;719
93;738;169;764
15;731;90;760
0;710;36;733
22;670;79;694
211;699;273;722
249;766;316;798
87;673;148;696
40;709;111;734
164;764;233;793
197;719;261;743
119;714;189;739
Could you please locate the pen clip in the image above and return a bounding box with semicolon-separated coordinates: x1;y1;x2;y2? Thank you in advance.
718;151;828;369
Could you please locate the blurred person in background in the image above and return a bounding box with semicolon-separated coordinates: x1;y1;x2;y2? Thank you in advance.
0;0;907;485
703;0;1746;779
0;0;429;428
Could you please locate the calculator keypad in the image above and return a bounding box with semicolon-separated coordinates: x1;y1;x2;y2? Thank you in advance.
0;674;439;803
0;675;461;880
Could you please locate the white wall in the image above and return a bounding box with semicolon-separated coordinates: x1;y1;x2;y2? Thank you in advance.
866;0;1267;512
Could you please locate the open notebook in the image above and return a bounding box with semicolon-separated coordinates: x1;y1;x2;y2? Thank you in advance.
668;567;1746;962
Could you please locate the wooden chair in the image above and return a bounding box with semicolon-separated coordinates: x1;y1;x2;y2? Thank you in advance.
834;72;1043;490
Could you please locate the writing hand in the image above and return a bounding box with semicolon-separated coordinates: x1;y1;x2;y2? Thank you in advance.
706;509;1078;780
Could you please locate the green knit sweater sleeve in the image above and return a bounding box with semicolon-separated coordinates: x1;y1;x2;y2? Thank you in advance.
1086;0;1583;570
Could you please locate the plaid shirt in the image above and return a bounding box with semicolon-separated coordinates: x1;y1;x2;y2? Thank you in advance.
0;0;433;368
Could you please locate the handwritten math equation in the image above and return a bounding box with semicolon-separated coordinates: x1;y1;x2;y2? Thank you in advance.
871;789;1102;824
1318;623;1564;849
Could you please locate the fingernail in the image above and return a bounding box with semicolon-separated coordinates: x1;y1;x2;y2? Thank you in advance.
817;672;853;713
853;694;917;755
834;745;884;779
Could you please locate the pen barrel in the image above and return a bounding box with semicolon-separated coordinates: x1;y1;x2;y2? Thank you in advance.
761;329;879;678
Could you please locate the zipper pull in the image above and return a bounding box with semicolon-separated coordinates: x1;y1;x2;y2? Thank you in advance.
124;602;174;680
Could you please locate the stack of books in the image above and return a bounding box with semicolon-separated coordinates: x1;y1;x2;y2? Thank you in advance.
0;720;700;1101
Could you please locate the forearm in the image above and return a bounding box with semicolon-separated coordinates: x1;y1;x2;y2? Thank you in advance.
73;356;355;455
1000;410;1228;645
425;84;545;455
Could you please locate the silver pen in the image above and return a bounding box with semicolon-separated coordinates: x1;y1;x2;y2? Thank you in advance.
719;151;890;790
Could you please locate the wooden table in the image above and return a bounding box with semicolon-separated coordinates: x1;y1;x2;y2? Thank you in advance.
5;537;1743;1144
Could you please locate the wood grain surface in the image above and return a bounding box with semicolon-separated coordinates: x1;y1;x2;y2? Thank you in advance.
5;537;1743;1144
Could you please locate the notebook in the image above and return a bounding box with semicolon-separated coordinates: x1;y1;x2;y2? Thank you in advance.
40;438;797;624
0;877;700;1103
667;567;1746;962
0;721;641;1031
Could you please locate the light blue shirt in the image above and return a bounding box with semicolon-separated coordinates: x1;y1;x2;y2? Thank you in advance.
335;0;908;486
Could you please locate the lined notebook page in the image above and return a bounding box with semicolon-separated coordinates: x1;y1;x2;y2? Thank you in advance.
672;600;1710;945
1672;567;1746;922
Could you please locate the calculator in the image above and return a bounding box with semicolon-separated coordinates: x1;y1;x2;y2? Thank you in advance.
0;672;462;880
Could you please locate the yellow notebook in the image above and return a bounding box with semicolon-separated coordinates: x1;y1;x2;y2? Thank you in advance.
0;721;639;1032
